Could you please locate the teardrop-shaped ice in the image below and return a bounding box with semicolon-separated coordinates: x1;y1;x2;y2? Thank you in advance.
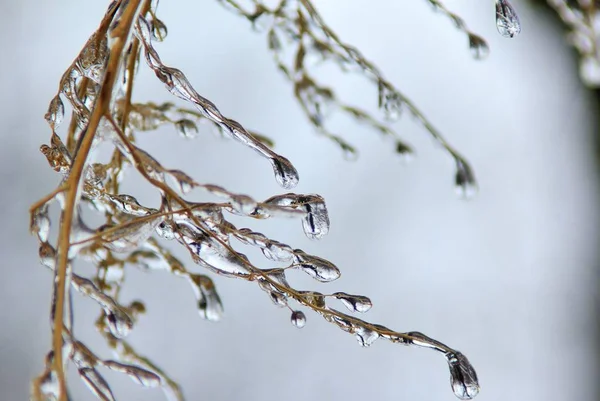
105;309;134;339
468;34;489;60
151;18;168;41
188;274;224;321
446;352;480;400
293;250;340;282
175;119;198;139
290;310;306;328
271;156;299;189
455;159;478;199
45;95;65;128
332;292;372;313
495;0;521;38
355;326;379;347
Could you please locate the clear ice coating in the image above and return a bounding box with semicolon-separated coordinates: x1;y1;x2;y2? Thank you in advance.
290;310;306;328
32;3;485;400
264;193;330;239
134;15;300;189
103;361;161;387
72;275;133;338
78;367;116;401
495;0;521;38
446;352;480;400
301;195;329;240
354;326;379;347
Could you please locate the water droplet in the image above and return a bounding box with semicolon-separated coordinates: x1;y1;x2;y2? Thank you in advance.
271;156;299;189
294;250;340;282
495;0;521;38
378;83;403;121
106;309;133;338
174;119;198;139
45;95;64;128
395;141;413;163
468;34;489;59
152;18;168;41
355;326;379;347
31;203;51;242
580;56;600;87
103;361;161;387
446;352;480;400
341;143;359;161
290;310;306;328
332;292;372;313
188;274;224;321
455;159;478;199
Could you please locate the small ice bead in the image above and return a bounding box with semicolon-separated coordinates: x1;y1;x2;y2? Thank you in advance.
495;0;521;38
290;310;306;328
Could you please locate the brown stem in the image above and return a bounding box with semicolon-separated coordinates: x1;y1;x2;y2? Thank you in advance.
51;1;142;399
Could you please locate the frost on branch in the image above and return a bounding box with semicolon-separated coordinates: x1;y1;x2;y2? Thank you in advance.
31;1;482;400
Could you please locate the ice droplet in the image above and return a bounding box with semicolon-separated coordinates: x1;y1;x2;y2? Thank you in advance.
290;310;306;328
301;195;330;240
378;82;403;121
332;292;372;313
580;56;600;87
175;119;198;139
45;95;64;128
271;156;299;189
293;250;340;282
446;352;480;400
188;274;224;321
106;309;133;338
455;159;478;199
468;34;489;60
495;0;521;38
355;326;379;347
151;18;168;41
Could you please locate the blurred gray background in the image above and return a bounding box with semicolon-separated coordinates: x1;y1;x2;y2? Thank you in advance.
1;0;599;400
